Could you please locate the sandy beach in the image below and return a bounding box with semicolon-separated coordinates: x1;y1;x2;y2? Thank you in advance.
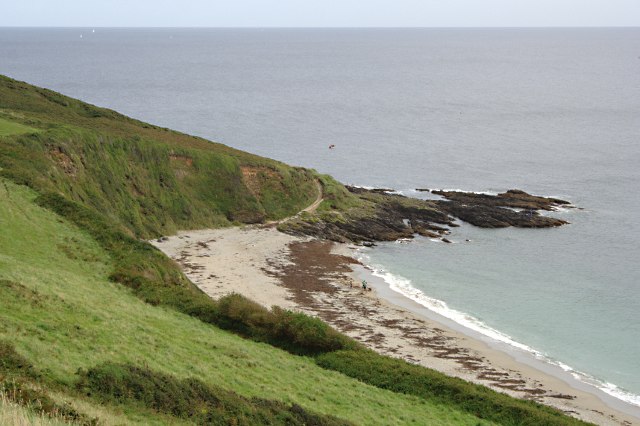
153;226;640;426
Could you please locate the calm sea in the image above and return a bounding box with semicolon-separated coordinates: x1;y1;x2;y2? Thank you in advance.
1;27;638;407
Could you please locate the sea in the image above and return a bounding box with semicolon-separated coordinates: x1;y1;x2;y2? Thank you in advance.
1;27;638;412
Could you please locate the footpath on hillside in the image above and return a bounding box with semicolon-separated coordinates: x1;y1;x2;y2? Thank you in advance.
269;179;323;226
300;180;324;214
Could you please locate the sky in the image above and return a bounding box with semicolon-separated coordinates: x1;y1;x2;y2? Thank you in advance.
2;0;639;28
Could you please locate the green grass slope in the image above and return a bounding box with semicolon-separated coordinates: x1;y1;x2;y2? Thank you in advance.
0;117;38;137
0;178;490;425
0;75;318;238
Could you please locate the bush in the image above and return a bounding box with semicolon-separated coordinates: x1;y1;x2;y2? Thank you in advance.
0;380;95;425
270;307;357;354
77;363;352;426
315;350;589;426
0;339;37;379
215;294;360;355
0;341;96;425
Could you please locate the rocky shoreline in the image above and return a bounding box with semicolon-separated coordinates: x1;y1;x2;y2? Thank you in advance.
280;186;571;244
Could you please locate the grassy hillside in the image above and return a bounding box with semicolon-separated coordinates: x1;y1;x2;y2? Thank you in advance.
0;76;590;425
0;75;318;238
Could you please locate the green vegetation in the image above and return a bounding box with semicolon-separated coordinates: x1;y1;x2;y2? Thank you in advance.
35;191;357;357
0;391;74;426
213;294;360;355
0;178;490;425
0;75;318;238
315;174;365;212
77;363;351;426
0;75;590;424
0;117;38;136
0;341;38;380
317;350;582;426
0;380;94;425
0;341;96;425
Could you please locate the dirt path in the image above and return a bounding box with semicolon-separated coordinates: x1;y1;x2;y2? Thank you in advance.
265;180;322;227
300;180;323;214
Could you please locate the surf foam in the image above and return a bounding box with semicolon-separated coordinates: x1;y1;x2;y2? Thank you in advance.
356;251;640;408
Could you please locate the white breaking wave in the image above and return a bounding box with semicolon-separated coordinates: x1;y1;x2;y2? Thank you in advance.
428;188;501;196
549;206;575;214
356;251;640;408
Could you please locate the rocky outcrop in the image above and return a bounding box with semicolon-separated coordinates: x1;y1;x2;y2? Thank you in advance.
431;189;571;211
280;203;454;244
434;201;568;228
431;188;570;228
280;186;572;244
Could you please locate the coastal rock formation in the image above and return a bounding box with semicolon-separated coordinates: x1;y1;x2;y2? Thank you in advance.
280;186;571;243
431;189;571;211
432;189;570;228
434;201;568;228
281;187;455;243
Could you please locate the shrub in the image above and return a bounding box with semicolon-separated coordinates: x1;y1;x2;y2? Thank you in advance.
0;338;37;379
0;380;95;425
270;307;357;354
214;294;360;355
77;363;352;426
0;341;96;425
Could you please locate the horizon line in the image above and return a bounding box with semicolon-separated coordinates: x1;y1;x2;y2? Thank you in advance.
1;25;639;29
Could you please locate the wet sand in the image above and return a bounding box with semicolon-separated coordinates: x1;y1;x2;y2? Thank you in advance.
152;226;639;426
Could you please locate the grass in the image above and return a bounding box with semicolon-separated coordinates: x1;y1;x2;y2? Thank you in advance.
0;392;75;426
77;363;352;425
0;178;492;425
0;117;38;137
0;74;318;239
0;379;95;425
316;350;586;426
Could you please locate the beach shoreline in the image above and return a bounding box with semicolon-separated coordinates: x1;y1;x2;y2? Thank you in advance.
152;226;639;426
344;252;640;425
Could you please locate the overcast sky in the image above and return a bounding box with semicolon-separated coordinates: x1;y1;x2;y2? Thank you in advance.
2;0;640;28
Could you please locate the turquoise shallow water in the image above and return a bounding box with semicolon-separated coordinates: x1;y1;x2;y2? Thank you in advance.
359;212;640;406
1;27;638;406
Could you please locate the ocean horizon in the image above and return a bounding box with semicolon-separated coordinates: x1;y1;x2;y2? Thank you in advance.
2;27;638;410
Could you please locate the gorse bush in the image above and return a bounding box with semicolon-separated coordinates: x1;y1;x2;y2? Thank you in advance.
77;363;352;426
215;294;360;355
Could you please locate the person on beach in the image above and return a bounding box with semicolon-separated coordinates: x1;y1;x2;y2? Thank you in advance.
362;280;367;290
